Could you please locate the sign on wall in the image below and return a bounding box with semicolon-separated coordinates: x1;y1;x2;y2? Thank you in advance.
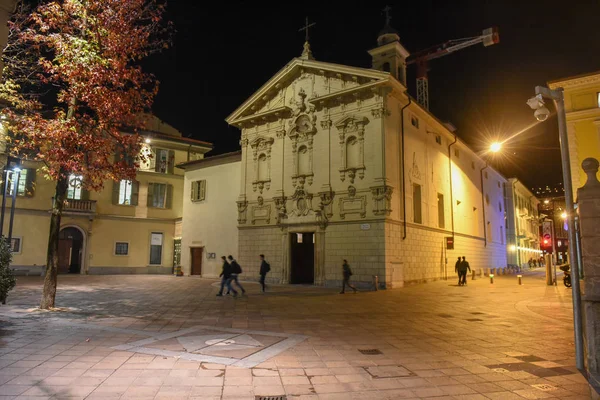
446;236;454;250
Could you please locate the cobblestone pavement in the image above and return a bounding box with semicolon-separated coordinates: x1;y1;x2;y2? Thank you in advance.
0;270;591;400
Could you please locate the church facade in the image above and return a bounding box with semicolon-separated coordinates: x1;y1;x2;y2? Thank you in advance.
180;27;508;287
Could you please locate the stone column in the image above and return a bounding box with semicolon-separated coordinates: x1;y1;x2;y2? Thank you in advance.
577;157;600;397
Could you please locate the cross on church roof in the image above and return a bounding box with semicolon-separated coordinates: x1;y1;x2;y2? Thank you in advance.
383;5;392;26
299;16;316;42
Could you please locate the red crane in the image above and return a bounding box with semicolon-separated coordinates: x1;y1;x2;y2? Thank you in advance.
406;27;499;110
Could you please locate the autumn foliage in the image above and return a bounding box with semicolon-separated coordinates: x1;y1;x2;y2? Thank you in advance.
0;0;171;308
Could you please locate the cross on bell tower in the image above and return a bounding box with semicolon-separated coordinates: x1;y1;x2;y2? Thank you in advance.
299;17;316;60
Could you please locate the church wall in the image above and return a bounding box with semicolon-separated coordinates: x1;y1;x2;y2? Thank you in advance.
238;226;284;284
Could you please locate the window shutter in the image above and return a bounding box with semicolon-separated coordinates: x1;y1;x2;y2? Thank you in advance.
168;150;175;174
131;180;139;206
166;184;173;209
191;181;198;201
81;188;90;201
153;148;161;172
147;183;154;207
25;168;36;197
112;180;120;205
200;180;206;201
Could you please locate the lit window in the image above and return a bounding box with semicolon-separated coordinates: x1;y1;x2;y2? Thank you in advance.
67;174;83;200
297;233;303;243
148;183;168;208
6;170;27;196
597;92;600;107
119;180;132;205
115;242;129;256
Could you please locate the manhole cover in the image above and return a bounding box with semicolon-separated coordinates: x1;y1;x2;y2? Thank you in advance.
359;349;382;355
532;384;557;391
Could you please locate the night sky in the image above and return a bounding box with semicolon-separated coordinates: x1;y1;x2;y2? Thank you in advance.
145;1;600;191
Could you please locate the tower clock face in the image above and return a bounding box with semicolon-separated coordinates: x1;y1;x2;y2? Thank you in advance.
296;115;311;133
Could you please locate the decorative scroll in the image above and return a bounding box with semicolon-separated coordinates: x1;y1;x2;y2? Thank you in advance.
371;185;393;216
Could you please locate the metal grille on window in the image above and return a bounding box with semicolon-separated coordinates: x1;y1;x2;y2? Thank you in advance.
115;242;129;255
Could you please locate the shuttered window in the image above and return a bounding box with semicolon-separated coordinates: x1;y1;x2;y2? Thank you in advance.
191;180;206;202
147;183;173;208
153;148;175;174
112;180;139;206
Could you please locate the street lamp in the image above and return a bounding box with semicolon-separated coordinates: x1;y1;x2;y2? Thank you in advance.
490;142;502;153
527;86;584;372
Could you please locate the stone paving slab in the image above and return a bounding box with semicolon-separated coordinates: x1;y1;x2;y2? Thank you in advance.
0;271;593;399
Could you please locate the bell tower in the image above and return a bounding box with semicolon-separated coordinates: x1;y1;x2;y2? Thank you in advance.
368;6;410;86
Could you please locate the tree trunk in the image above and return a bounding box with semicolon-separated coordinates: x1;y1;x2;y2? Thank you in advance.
40;172;68;309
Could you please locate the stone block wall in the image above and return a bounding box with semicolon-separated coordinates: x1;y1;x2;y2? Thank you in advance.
385;221;507;285
238;227;284;283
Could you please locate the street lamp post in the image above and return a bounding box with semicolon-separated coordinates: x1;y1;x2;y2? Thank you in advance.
528;86;584;372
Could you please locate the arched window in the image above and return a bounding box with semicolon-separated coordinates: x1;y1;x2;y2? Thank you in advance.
298;145;309;175
346;137;359;168
257;154;267;181
382;62;390;72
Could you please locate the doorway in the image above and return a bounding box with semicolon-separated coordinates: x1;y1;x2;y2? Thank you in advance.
190;247;203;275
58;227;84;274
290;232;314;284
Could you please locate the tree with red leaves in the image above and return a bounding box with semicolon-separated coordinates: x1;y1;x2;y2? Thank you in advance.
0;0;171;309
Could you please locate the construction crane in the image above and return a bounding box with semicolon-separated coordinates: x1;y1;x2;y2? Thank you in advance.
406;27;500;110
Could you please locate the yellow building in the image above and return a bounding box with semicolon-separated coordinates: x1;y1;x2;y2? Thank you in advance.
2;117;212;275
549;71;600;196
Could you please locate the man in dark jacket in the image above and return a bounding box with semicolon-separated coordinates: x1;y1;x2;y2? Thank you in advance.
454;257;462;285
340;259;357;294
459;256;471;286
227;255;246;295
259;254;270;293
217;256;236;296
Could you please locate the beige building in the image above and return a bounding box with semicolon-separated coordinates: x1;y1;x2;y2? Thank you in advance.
505;178;542;268
179;23;508;287
3;117;212;275
548;71;600;197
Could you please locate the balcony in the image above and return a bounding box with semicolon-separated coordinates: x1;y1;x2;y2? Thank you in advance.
52;198;97;216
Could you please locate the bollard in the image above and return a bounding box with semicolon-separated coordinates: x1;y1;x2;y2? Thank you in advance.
479;269;483;277
372;275;379;291
472;270;476;280
490;274;494;284
517;274;522;285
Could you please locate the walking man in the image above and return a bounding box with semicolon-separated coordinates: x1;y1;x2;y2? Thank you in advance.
227;255;246;295
459;256;471;286
455;257;462;285
340;259;357;294
217;256;236;296
259;254;270;293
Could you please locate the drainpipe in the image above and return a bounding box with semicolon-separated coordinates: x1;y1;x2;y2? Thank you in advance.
400;94;411;240
186;144;192;162
448;135;458;238
480;162;489;247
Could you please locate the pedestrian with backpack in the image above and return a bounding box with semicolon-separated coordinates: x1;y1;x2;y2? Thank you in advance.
227;255;246;295
259;254;270;292
216;256;235;297
340;259;357;294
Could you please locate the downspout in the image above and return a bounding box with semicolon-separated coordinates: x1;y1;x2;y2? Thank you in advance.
400;94;411;240
186;144;192;162
448;135;458;238
480;162;489;247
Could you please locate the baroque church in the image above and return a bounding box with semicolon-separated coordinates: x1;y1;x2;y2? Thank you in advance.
178;18;508;288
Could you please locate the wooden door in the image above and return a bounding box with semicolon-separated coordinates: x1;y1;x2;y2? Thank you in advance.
191;247;203;275
58;239;72;274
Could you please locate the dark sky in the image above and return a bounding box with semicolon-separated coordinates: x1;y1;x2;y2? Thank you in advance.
145;0;600;191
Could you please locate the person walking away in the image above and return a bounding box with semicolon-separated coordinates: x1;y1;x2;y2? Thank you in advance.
340;259;357;294
259;254;270;293
227;255;246;295
455;257;462;286
217;256;236;296
460;256;471;285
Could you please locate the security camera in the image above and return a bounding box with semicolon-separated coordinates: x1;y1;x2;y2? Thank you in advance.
534;106;550;121
527;94;550;121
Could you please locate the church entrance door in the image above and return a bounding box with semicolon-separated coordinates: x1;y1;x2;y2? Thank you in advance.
290;232;314;284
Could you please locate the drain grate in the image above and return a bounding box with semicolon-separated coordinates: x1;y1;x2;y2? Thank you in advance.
532;384;557;392
359;348;383;355
255;396;287;400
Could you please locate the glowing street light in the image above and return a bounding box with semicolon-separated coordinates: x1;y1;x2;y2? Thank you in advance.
490;142;502;153
544;199;550;204
561;212;567;219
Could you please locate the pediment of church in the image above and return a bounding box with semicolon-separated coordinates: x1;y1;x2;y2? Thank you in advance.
226;58;395;127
